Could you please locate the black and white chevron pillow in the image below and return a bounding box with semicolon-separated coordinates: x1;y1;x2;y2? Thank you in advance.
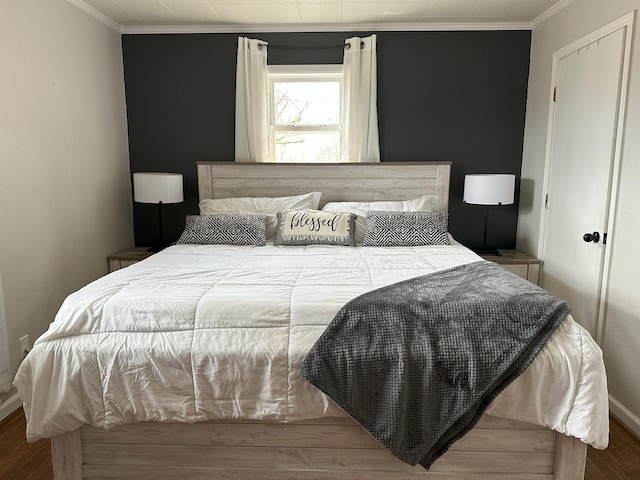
176;214;267;246
362;211;450;246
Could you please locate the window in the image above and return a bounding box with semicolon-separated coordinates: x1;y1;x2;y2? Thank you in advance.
267;65;343;163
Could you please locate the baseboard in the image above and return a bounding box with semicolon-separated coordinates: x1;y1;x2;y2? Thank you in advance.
0;387;22;422
609;394;640;438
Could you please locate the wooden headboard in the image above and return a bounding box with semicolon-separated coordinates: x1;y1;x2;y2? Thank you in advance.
196;162;451;209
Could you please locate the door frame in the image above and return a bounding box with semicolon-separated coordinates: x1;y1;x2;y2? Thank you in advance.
537;11;635;344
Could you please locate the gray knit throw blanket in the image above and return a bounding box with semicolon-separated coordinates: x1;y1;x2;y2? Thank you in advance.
298;260;570;469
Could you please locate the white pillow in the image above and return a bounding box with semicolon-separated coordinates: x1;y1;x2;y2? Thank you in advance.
199;192;322;240
322;194;442;244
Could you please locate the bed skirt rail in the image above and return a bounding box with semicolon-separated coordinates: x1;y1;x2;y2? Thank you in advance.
51;415;587;480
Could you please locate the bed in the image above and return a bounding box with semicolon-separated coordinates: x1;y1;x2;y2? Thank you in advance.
14;162;608;480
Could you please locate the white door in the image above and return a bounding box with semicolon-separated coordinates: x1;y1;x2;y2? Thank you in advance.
541;29;626;337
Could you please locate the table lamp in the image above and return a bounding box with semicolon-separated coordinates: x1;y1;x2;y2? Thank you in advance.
133;172;184;252
463;174;515;254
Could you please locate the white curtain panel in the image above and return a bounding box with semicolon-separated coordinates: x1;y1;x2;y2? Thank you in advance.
235;37;269;162
341;34;381;163
0;273;11;394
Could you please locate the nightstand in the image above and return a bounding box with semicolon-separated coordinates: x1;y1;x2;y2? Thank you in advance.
107;247;154;273
480;250;542;286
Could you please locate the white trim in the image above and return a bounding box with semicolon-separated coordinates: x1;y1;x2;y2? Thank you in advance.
60;0;575;35
609;395;640;438
535;40;562;258
553;12;636;60
267;64;343;79
595;11;635;345
121;21;532;35
0;388;22;423
61;0;576;35
274;126;340;133
530;0;576;29
537;12;635;346
64;0;123;33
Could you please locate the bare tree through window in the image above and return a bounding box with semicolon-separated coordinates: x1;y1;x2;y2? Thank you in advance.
269;67;342;163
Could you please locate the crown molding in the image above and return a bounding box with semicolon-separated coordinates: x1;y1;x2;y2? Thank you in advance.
65;0;573;35
121;21;532;35
530;0;575;29
65;0;123;33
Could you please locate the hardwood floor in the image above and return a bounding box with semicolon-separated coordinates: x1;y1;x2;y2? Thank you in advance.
0;409;52;480
0;408;638;479
586;415;640;480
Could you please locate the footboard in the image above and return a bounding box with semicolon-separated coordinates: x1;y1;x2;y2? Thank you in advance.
51;415;586;480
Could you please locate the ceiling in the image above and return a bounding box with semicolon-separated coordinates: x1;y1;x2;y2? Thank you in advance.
73;0;572;32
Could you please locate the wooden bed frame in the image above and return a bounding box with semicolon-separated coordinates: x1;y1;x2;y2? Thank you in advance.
50;161;588;479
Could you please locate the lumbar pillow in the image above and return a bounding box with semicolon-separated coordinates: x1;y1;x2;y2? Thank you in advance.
176;214;267;246
274;210;356;246
362;211;450;246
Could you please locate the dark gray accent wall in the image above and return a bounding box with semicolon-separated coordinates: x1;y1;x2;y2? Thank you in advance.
122;30;531;250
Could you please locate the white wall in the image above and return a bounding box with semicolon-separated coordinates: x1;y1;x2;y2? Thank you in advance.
0;0;133;398
518;0;640;434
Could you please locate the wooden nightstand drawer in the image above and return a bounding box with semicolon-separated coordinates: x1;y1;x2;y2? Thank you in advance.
502;264;529;279
480;250;542;286
108;247;154;273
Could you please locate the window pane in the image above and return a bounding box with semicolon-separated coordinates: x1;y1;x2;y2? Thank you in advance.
275;133;340;163
274;82;340;126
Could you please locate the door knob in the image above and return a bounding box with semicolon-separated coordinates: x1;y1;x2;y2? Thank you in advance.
583;232;600;243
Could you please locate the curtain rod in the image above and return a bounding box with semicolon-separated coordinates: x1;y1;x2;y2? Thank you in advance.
256;42;364;50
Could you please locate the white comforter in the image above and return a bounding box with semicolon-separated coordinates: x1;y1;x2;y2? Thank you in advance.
14;244;609;447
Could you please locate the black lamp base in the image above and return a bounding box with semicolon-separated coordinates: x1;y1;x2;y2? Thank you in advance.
147;201;166;254
475;205;501;256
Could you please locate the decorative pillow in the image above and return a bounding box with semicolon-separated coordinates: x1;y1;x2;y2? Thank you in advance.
322;195;441;244
362;211;450;247
199;192;322;241
176;214;267;246
274;210;356;246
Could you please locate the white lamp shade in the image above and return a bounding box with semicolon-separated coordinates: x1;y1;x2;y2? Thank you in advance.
463;174;515;206
133;173;184;204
